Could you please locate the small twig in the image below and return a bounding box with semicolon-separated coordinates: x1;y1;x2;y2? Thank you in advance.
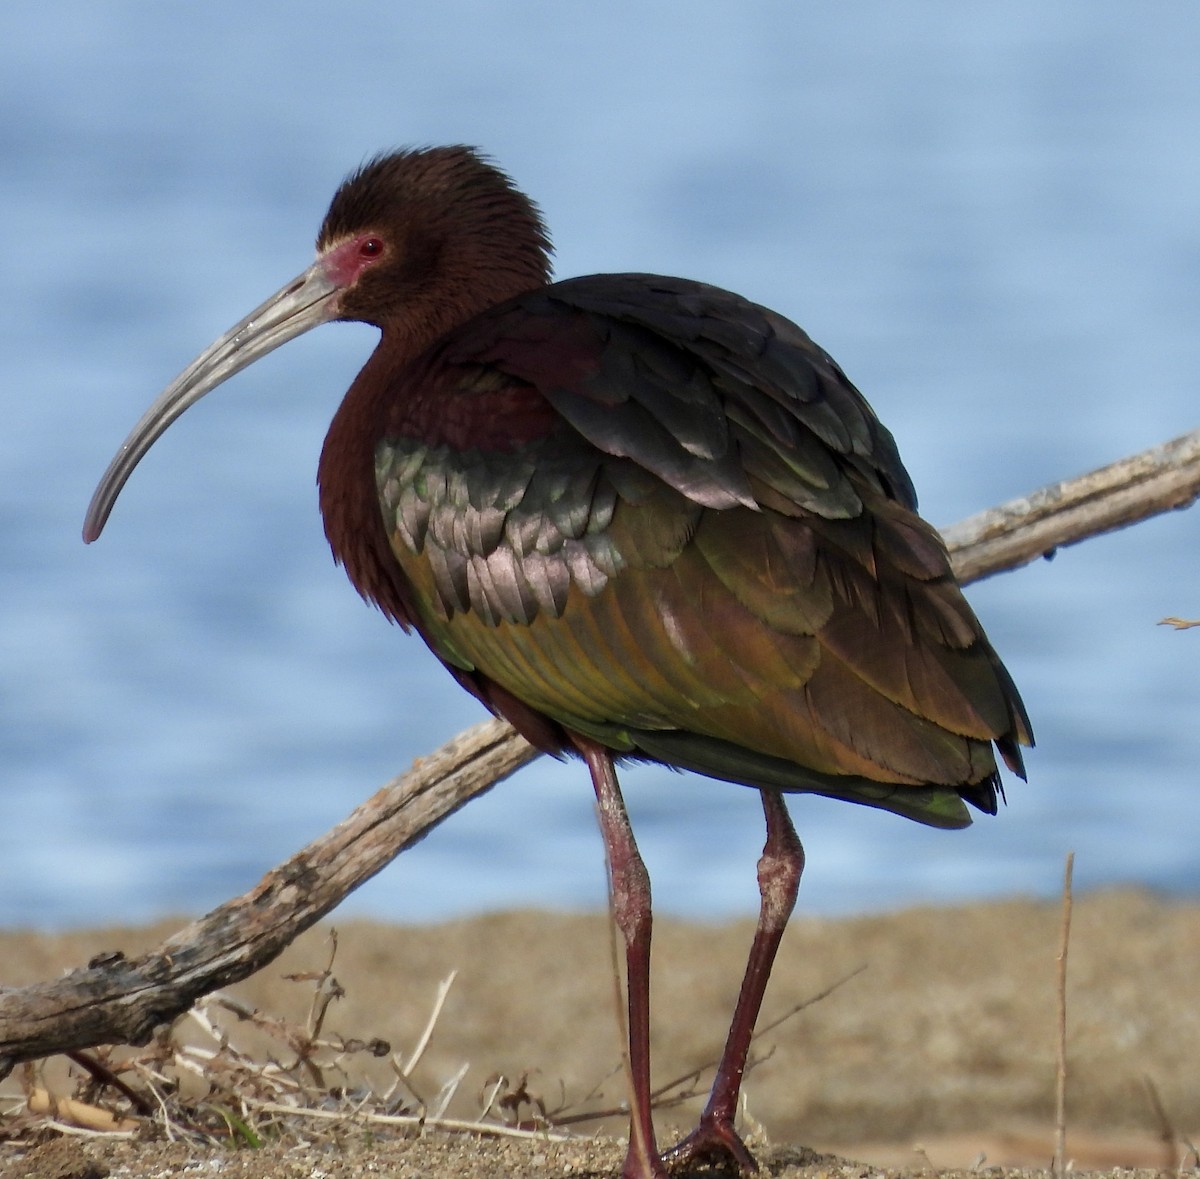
744;963;867;1043
645;964;866;1107
243;1096;572;1141
567;1060;624;1115
138;1067;185;1142
478;1073;507;1122
402;971;458;1076
302;929;344;1042
1141;1074;1180;1172
1053;851;1075;1177
648;970;864;1109
555;964;866;1127
23;1118;137;1140
65;1049;154;1117
382;1056;426;1113
1179;1135;1199;1173
430;1061;470;1122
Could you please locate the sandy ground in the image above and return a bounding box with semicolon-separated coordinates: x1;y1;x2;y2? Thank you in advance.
2;889;1197;1178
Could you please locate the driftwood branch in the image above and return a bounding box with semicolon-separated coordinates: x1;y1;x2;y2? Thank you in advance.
0;720;538;1079
2;427;1198;1078
942;428;1200;583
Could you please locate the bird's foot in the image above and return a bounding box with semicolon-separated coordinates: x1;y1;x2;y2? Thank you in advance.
664;1117;758;1174
619;1140;669;1179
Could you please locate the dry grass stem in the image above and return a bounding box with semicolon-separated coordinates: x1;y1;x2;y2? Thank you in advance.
547;962;862;1128
403;970;458;1077
1140;1074;1180;1172
1;940;549;1153
1054;851;1074;1176
244;1098;570;1142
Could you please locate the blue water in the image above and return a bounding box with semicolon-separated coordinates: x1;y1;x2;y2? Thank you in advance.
2;2;1198;931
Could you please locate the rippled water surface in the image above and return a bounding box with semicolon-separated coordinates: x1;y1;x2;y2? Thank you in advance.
2;3;1198;928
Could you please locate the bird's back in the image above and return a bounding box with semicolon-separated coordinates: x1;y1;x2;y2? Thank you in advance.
368;273;1031;828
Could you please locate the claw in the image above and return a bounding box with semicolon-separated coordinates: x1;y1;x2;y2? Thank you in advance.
666;1117;759;1173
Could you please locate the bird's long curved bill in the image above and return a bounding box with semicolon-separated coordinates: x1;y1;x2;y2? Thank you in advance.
83;260;342;542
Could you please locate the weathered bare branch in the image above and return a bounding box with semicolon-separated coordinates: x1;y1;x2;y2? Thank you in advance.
943;428;1200;583
2;427;1197;1077
0;720;536;1078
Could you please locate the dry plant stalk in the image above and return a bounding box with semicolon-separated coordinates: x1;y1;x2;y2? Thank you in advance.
2;937;577;1149
3;922;848;1151
1053;850;1074;1176
550;964;867;1129
1;426;1198;1076
1140;1074;1180;1172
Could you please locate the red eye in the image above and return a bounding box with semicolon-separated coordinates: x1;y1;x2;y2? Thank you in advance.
359;237;384;258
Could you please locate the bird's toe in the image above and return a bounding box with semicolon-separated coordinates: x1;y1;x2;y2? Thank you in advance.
664;1117;759;1174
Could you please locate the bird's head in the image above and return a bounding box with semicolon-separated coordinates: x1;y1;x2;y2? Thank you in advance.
318;147;552;331
83;146;552;542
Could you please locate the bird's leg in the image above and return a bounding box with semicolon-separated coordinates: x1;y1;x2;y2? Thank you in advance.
667;788;805;1173
573;735;666;1179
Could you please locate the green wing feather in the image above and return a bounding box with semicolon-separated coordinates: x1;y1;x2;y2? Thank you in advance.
376;274;1032;828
